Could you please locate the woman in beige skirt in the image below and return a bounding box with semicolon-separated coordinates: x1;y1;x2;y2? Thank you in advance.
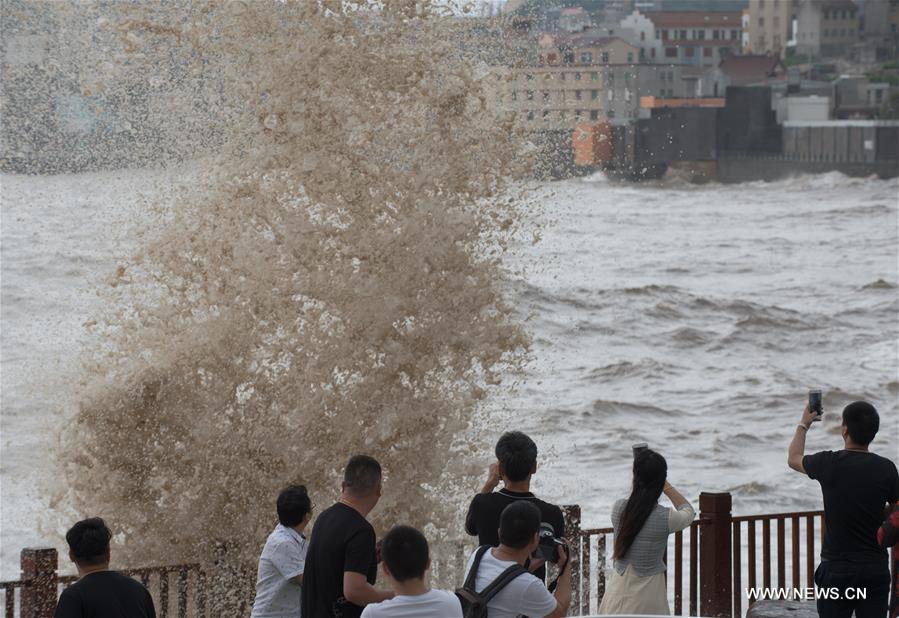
598;448;695;615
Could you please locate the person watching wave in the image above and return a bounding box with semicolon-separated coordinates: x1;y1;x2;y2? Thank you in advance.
465;431;565;581
250;485;312;618
598;448;694;615
302;455;394;618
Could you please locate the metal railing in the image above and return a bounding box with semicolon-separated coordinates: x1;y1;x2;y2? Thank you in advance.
1;493;831;618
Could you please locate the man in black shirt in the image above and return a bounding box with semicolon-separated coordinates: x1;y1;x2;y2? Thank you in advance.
54;518;156;618
465;431;566;581
788;400;899;618
302;455;394;618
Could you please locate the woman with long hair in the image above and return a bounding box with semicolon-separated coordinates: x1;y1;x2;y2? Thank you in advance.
598;448;695;615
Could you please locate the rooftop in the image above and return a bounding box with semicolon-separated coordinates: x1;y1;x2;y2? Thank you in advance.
648;10;743;28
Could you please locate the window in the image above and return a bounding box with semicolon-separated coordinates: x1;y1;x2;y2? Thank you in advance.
527;111;534;121
680;29;687;39
542;110;549;121
590;110;599;120
526;90;534;100
823;10;829;20
591;71;598;81
575;72;582;80
720;47;731;58
655;29;661;40
560;72;566;80
511;91;518;101
542;91;550;102
608;90;615;100
731;29;738;40
667;88;674;97
580;52;593;63
575;90;582;100
601;52;610;63
686;46;695;57
547;53;558;63
697;30;705;40
641;31;646;41
575;110;583;120
651;47;656;58
627;52;634;63
713;29;719;40
774;16;780;27
659;89;666;97
666;47;677;57
526;74;534;80
591;89;599;99
758;17;764;26
608;72;614;83
704;47;712;57
607;110;616;118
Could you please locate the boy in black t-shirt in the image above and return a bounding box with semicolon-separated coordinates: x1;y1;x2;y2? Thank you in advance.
302;455;394;618
788;400;899;618
55;518;156;618
465;431;566;581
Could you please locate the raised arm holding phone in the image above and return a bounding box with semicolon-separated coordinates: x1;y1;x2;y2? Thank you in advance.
787;394;899;618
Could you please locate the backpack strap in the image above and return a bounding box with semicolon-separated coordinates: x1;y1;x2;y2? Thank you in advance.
476;560;528;604
462;545;492;591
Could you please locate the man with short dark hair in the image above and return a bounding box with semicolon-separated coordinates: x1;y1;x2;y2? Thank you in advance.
788;400;899;618
251;485;313;618
360;526;462;617
302;455;394;618
462;502;571;618
465;431;565;581
54;517;156;618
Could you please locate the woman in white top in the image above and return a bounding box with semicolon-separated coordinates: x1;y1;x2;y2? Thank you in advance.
598;448;695;615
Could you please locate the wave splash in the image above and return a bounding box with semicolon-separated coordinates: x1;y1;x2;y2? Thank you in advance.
52;1;530;604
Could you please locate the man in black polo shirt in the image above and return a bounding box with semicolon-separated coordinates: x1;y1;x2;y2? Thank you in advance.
788;400;899;618
465;431;565;580
302;455;394;618
55;518;156;618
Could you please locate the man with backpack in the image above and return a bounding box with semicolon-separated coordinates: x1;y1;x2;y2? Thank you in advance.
458;502;571;618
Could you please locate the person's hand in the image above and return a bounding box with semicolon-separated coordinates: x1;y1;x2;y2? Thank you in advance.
486;462;501;488
800;404;821;430
527;556;547;573
555;544;569;571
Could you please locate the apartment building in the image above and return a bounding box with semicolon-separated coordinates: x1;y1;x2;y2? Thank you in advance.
795;0;860;58
649;11;743;66
747;0;794;57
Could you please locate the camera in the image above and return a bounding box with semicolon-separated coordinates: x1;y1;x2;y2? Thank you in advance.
633;442;649;456
534;522;566;563
808;390;823;416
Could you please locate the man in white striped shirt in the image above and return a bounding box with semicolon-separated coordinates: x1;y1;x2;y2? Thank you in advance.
251;485;313;618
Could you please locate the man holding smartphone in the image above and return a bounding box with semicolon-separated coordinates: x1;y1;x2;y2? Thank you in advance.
788;398;899;618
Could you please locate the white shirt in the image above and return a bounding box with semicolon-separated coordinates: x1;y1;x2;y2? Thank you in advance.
462;549;557;618
360;589;463;618
251;524;308;618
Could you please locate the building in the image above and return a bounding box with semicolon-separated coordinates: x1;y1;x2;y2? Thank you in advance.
648;11;743;67
539;32;642;65
795;0;860;58
747;0;794;57
860;0;899;61
618;10;664;61
559;7;592;32
699;54;787;96
503;66;607;129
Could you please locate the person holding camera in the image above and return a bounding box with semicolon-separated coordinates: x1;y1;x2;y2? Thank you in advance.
460;501;571;618
788;399;899;618
465;431;565;582
598;447;694;615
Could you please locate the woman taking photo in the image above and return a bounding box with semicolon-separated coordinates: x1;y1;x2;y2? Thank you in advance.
598;448;695;615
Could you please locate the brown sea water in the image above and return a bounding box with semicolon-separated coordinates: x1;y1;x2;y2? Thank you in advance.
4;0;534;602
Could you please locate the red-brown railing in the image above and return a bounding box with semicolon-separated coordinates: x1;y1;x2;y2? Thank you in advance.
1;493;831;617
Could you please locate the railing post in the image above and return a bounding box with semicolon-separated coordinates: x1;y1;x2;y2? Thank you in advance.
21;548;58;618
700;492;732;618
562;504;582;616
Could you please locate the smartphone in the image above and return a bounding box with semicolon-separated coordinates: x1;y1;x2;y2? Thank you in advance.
808;390;823;416
633;442;648;456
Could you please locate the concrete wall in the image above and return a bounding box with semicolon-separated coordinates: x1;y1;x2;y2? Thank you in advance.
718;156;899;182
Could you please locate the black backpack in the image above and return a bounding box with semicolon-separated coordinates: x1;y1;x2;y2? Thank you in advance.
456;546;528;618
